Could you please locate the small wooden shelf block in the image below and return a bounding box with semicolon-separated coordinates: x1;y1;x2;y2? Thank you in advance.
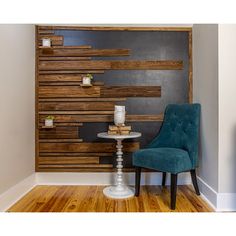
41;125;56;129
39;46;53;54
80;84;93;87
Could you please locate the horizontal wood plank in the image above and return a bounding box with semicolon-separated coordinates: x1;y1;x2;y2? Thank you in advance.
39;48;131;57
38;30;55;35
39;111;114;115
39;60;183;71
52;45;92;49
39;101;115;111
39;75;83;82
39;114;163;123
39;61;110;70
39;70;105;75
110;60;183;70
39;139;83;143
38;25;192;32
39;98;126;102
38;86;100;98
38;156;100;164
38;82;105;86
39;127;78;139
38;164;113;168
101;86;161;97
39;152;112;157
40;123;83;127
39;142;140;153
39;57;91;61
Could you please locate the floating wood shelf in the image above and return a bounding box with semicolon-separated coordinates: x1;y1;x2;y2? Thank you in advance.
80;84;93;87
39;139;83;143
41;125;56;129
39;60;183;71
39;46;53;54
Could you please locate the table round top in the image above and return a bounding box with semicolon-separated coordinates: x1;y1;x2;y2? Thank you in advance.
97;132;141;140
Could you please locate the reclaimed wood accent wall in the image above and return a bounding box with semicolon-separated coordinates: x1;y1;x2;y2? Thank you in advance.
35;25;192;172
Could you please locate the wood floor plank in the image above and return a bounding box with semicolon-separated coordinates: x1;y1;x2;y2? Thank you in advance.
7;185;213;212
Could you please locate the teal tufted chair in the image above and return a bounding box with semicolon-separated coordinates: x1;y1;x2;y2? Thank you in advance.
132;103;201;210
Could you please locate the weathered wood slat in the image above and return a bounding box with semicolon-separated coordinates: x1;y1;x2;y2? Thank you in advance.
39;127;78;139
38;156;100;164
38;164;113;168
39;48;131;57
38;30;55;35
37;167;135;172
39;61;110;70
39;81;104;86
39;152;112;157
39;139;83;143
39;60;183;71
52;45;92;49
39;114;163;123
126;114;164;122
38;35;64;46
101;86;161;97
110;60;183;70
39;57;91;61
39;111;114;115
40;123;83;127
39;75;83;82
39;101;114;111
39;70;105;75
38;25;192;32
38;86;100;98
39;142;140;153
39;98;126;102
39;82;82;86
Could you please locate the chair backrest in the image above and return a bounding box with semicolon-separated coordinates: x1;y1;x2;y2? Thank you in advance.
148;103;201;168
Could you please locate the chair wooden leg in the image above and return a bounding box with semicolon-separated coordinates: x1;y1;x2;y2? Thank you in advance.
171;174;178;210
162;172;166;186
135;167;141;196
190;169;200;195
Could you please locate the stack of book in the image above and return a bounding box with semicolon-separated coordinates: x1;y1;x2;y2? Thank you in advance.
108;125;132;135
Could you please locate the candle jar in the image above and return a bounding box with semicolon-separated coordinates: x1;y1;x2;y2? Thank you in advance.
82;76;91;85
114;105;125;126
42;38;51;47
45;119;53;127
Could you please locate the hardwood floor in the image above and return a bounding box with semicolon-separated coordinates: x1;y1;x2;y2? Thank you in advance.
7;185;213;212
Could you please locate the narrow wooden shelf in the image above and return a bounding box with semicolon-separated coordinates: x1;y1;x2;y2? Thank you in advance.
39;139;83;143
80;84;93;87
39;46;53;54
41;125;56;129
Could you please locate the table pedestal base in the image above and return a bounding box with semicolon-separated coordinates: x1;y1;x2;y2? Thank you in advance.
103;186;135;199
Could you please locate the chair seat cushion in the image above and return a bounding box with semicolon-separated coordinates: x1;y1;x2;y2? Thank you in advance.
133;147;192;174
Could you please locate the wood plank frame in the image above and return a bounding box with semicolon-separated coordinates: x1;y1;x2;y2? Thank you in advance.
35;25;193;172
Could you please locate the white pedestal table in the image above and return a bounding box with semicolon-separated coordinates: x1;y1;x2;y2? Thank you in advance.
97;132;141;199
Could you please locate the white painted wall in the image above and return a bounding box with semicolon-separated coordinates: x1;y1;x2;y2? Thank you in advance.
218;25;236;193
0;25;35;194
192;24;219;193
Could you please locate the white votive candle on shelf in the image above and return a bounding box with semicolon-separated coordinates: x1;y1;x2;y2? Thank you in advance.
42;38;51;47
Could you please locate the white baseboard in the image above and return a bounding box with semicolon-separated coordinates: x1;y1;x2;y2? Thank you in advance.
197;176;236;212
0;174;36;212
36;172;191;186
197;176;217;210
217;193;236;211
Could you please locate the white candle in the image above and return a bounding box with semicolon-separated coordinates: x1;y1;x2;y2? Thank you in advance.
42;38;51;47
114;105;126;126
